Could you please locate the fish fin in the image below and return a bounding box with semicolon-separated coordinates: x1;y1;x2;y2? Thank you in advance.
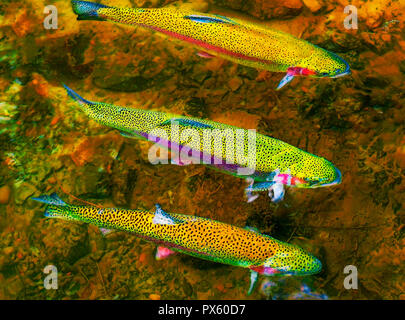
184;14;236;25
159;118;213;129
245;180;276;203
245;178;258;203
99;227;115;236
213;14;238;24
244;226;260;233
245;180;276;192
119;130;149;142
276;73;294;90
119;130;143;139
248;270;259;295
155;246;177;260
197;51;215;59
269;183;285;203
71;1;109;21
266;169;281;181
62;84;94;105
171;156;187;166
32;194;76;220
31;193;67;206
246;194;259;203
152;204;184;225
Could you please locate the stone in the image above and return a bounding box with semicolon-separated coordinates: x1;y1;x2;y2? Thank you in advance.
0;185;11;204
302;0;323;13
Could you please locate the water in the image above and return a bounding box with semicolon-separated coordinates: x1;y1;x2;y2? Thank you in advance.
0;0;403;300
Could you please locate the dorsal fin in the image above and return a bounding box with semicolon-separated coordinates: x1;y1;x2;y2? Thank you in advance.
244;226;260;233
152;204;185;225
184;14;236;25
159;118;213;129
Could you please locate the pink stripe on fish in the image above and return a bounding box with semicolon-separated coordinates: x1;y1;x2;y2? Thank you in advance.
287;66;316;76
141;24;271;65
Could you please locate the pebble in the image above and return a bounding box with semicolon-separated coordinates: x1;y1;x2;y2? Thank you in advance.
14;182;36;205
0;185;11;204
228;77;243;91
303;0;323;13
149;293;161;300
3;247;14;255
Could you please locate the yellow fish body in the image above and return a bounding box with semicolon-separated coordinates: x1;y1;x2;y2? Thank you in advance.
71;1;350;89
64;84;342;203
32;193;322;294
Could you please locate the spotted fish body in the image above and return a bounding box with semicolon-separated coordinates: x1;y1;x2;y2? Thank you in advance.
32;193;322;293
71;1;350;89
64;85;341;202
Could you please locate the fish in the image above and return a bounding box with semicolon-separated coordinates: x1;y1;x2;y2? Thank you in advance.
31;193;322;294
63;84;342;203
71;1;351;89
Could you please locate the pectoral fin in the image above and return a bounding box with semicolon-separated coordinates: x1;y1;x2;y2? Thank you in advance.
245;179;276;203
248;270;259;295
276;73;294;90
269;183;285;203
119;130;145;140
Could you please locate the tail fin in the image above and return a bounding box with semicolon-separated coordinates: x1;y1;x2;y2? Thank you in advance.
62;83;94;106
71;1;110;21
31;193;67;206
31;193;74;219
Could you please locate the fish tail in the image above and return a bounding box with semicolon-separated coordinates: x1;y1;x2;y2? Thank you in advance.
31;193;67;206
71;1;110;21
62;83;94;106
31;193;75;219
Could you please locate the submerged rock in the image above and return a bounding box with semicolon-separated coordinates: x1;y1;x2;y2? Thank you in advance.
0;185;11;205
213;0;304;20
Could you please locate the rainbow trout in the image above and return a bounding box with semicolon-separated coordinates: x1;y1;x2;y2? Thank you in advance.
32;193;322;294
63;85;341;203
71;1;350;89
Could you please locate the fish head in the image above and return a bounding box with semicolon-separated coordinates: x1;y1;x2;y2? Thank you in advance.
294;156;342;188
252;243;322;276
301;49;351;79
